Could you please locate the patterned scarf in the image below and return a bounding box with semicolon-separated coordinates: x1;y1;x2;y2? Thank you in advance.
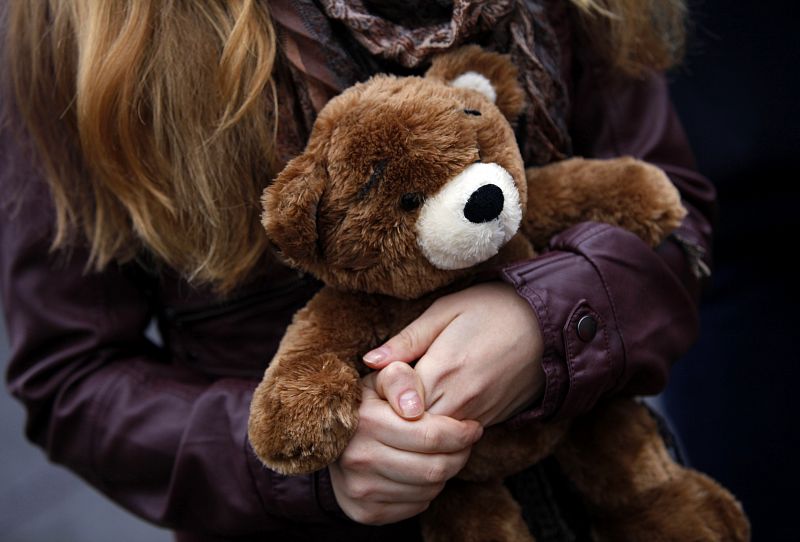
269;0;571;166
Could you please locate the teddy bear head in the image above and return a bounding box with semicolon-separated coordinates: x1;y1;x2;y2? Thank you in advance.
263;46;527;299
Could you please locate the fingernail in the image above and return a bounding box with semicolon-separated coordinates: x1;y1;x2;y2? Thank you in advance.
363;346;389;365
399;390;423;418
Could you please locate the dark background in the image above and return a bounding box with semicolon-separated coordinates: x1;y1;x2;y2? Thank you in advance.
1;0;797;540
663;0;800;540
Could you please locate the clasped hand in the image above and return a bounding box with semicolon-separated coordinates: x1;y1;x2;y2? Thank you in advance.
330;282;545;525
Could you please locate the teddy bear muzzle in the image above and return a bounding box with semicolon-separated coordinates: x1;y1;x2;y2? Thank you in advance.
416;162;522;270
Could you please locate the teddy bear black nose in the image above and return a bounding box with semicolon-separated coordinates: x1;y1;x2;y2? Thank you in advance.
463;184;504;223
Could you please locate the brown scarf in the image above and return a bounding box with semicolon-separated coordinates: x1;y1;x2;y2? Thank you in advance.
269;0;571;166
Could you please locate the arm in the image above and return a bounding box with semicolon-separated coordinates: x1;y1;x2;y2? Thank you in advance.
0;179;339;534
502;69;714;421
364;70;712;426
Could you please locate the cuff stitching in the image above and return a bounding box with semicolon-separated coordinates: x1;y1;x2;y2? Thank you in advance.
572;232;629;391
565;222;615;248
517;283;561;420
563;304;612;416
508;253;574;283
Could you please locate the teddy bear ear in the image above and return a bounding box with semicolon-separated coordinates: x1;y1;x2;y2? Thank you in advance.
426;45;525;121
261;151;327;269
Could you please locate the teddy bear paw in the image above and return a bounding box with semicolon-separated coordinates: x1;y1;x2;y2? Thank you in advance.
611;158;687;246
248;354;361;475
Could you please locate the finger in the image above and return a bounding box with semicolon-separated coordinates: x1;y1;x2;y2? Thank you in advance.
341;500;431;526
340;432;473;487
373;361;426;419
335;471;444;504
413;329;476;416
365;444;473;486
362;299;458;368
359;398;483;453
330;463;433;525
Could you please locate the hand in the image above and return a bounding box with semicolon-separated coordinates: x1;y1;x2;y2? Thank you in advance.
330;362;483;525
363;282;545;426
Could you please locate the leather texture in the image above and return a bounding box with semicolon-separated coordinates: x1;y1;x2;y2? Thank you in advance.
1;9;713;542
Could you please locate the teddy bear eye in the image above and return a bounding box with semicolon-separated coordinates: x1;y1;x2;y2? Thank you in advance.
400;192;424;212
463;109;482;116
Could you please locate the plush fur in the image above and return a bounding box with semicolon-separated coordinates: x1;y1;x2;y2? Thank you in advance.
248;45;749;541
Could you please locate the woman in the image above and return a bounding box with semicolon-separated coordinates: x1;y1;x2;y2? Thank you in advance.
1;1;712;540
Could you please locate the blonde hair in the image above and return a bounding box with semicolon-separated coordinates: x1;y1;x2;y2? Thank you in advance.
3;0;685;293
570;0;687;76
5;0;277;292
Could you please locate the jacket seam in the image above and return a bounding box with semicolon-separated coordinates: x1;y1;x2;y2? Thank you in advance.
563;303;611;415
518;283;561;419
602;78;625;156
243;432;272;520
508;252;574;283
87;361;130;493
565;222;614;248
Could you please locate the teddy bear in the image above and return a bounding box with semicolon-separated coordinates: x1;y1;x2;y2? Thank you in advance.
248;45;749;541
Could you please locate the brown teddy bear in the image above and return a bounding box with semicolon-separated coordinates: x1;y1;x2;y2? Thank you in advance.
248;46;749;541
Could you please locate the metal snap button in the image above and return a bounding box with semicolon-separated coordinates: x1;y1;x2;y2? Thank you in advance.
576;315;597;342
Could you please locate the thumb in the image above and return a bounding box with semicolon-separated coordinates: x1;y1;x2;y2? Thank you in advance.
373;361;426;420
362;300;456;369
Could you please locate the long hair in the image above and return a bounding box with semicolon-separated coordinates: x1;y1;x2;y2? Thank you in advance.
2;0;685;293
4;0;277;292
570;0;687;76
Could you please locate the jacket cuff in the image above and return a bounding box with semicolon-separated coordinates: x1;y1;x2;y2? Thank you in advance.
499;265;570;423
315;468;349;519
245;439;339;524
503;221;696;424
502;227;621;423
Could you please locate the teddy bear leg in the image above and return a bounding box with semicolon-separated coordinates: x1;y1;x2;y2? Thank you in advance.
555;398;750;542
589;469;751;542
421;480;536;542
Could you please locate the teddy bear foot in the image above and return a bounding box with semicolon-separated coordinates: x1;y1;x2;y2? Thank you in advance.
590;471;750;542
422;480;536;542
248;353;361;475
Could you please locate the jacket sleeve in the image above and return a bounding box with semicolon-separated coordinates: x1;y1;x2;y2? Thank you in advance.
0;153;341;535
502;69;715;423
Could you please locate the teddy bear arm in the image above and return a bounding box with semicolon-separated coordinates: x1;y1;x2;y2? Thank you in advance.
248;287;389;475
523;157;687;249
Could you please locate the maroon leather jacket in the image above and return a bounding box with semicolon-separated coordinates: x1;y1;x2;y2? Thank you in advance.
1;29;713;542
